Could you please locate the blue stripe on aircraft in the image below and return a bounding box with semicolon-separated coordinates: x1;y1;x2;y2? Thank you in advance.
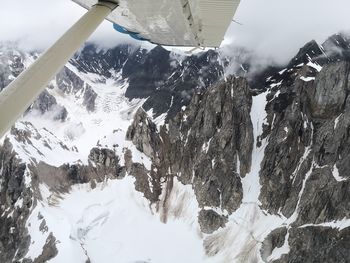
113;23;149;42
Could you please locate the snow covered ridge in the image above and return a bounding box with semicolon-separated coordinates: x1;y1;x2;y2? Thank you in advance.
1;35;350;263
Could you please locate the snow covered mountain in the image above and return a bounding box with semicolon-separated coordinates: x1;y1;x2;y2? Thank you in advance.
0;33;349;263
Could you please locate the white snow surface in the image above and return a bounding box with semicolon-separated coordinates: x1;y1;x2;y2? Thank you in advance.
299;218;350;231
332;164;348;182
28;177;209;263
300;76;315;82
307;61;322;72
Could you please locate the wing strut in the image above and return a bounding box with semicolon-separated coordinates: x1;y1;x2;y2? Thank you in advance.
0;1;118;138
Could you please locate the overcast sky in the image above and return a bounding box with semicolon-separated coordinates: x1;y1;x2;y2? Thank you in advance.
0;0;350;65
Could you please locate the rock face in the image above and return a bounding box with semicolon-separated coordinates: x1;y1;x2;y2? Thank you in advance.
0;139;32;262
309;61;350;118
257;52;350;260
126;76;253;231
0;45;25;91
30;90;68;121
277;227;350;263
83;84;97;112
56;67;98;112
198;209;228;234
126;108;162;159
162;77;252;214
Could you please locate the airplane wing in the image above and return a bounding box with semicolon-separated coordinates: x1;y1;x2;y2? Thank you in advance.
72;0;241;47
0;0;241;138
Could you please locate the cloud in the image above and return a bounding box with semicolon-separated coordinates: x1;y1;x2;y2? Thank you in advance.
223;0;350;65
0;0;134;51
1;0;350;65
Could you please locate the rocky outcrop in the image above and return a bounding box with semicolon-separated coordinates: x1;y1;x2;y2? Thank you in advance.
56;67;84;94
9;54;25;78
0;139;32;262
0;46;25;91
30;90;68;121
126;76;253;232
83;84;97;112
126;108;161;160
56;67;97;113
164;77;251;214
258;56;350;261
198;209;228;234
88;147;123;179
32;233;58;263
261;227;288;262
308;61;350;119
276;227;350;263
34;147;124;194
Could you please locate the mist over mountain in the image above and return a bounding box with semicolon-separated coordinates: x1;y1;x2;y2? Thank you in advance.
0;33;349;262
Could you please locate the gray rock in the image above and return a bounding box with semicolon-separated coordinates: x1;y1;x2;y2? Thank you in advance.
9;55;24;77
261;227;288;262
198;209;228;234
83;84;97;112
259;59;350;262
294;167;350;225
0;139;32;262
30;90;68;122
33;233;58;263
275;227;350;263
56;66;84;94
126;108;161;160
126;76;252;214
308;61;349;119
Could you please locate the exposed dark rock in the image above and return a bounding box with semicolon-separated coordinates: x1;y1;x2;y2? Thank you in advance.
126;108;161;160
261;227;288;262
322;33;350;61
70;43;131;78
0;139;32;262
127;76;252;214
198;209;228;234
308;61;350;119
275;227;350;263
39;219;48;233
0;46;25;91
294;167;350;225
33;233;58;263
32;147;123;194
259;79;314;215
9;55;25;77
56;66;84;94
30;90;68;121
258;56;350;262
255;33;350;94
88;147;123;179
83;84;97;112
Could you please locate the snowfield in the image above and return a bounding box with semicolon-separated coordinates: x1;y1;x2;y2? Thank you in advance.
28;177;209;263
